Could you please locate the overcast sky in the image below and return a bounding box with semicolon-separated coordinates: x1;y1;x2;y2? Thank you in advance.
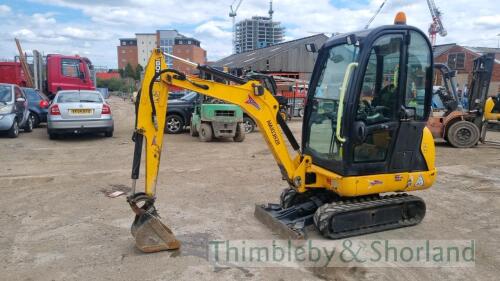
0;0;498;68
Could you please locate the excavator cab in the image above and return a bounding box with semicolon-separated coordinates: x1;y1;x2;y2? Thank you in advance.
303;24;433;176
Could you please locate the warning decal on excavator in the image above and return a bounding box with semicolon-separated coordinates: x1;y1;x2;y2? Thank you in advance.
245;95;260;110
415;175;425;187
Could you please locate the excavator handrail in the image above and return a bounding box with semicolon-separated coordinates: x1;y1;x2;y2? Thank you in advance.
336;62;358;143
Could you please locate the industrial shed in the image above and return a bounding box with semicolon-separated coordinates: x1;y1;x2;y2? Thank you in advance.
212;34;329;80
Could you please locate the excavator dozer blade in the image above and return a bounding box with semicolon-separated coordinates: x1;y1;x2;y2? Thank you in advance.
254;202;318;240
128;193;180;253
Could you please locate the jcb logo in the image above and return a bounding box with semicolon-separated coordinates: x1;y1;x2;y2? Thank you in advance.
155;59;161;81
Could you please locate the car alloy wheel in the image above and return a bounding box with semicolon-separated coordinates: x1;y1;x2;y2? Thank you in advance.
14;122;19;136
28;116;34;131
166;116;182;133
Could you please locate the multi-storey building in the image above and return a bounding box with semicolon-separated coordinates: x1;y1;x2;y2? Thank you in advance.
117;38;138;70
117;31;206;73
172;37;207;74
234;16;284;54
157;30;180;68
136;33;157;67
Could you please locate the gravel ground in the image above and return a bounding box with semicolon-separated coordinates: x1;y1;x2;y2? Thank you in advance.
1;96;499;281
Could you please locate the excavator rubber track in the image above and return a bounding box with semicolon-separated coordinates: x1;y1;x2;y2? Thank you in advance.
255;193;425;240
314;194;426;239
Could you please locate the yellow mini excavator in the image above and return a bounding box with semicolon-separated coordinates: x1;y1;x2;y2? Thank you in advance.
127;13;437;253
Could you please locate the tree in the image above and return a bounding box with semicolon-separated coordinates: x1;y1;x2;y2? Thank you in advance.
135;64;144;80
124;63;135;79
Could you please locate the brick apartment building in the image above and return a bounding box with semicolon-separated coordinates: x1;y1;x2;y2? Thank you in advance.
117;38;138;70
117;30;206;74
434;44;500;96
172;37;207;74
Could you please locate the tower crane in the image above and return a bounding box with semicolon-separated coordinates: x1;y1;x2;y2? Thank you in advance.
229;0;244;54
426;0;447;46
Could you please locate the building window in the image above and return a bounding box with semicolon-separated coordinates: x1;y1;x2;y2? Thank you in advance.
448;53;465;69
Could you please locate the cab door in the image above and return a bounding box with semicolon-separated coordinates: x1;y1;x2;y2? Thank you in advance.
347;30;432;175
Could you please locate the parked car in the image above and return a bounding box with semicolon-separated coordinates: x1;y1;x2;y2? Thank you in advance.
23;87;49;127
47;90;114;139
168;91;187;100
0;83;33;137
165;91;198;134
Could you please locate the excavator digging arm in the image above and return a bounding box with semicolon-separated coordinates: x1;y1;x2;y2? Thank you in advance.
127;49;304;252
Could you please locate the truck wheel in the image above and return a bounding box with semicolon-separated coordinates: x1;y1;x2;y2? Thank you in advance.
7;120;19;138
199;123;213;142
447;121;480;148
189;124;199;137
233;123;246;142
243;116;255;133
165;114;184;134
24;114;33;132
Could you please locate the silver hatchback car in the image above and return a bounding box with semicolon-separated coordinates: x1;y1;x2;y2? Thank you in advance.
47;90;114;139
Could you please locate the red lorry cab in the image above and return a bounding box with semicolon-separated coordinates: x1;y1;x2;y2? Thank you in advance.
0;54;95;99
46;54;95;97
0;62;27;86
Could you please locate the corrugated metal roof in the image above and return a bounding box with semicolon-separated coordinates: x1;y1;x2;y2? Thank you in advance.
432;43;456;57
213;34;329;68
463;46;500;54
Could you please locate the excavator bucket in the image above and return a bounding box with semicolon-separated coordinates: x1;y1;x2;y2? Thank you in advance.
128;193;180;253
127;49;180;253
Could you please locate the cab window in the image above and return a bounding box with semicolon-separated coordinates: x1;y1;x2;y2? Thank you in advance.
405;31;431;120
61;59;83;78
305;44;359;161
356;35;402;125
354;34;403;163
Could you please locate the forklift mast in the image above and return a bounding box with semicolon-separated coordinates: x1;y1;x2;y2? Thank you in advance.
468;53;495;115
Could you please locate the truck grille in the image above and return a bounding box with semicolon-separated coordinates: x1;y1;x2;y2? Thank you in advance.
215;110;235;117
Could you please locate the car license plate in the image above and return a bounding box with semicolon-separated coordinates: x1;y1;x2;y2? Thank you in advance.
70;109;92;115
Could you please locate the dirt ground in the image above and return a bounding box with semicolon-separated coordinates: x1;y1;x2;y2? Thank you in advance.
1;96;499;281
